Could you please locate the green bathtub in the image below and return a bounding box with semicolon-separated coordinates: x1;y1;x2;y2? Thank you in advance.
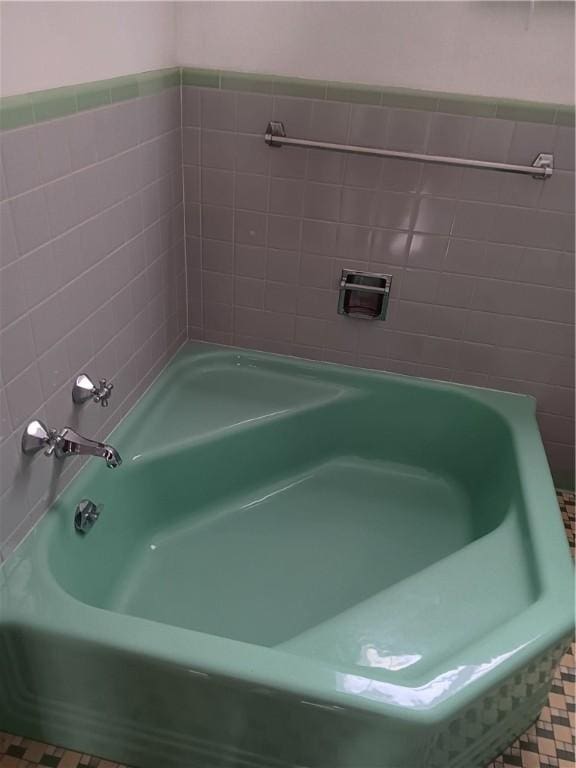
1;343;573;767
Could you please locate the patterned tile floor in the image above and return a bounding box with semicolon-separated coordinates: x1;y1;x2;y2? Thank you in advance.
1;491;574;768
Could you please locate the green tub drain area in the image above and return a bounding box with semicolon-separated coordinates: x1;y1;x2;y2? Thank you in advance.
107;457;474;647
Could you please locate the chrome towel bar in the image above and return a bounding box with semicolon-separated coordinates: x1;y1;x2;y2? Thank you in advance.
264;121;553;179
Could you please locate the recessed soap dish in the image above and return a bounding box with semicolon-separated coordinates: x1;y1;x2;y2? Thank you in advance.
338;269;392;320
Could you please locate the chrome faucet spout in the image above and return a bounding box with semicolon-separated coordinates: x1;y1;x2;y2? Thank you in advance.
22;420;122;468
54;428;122;469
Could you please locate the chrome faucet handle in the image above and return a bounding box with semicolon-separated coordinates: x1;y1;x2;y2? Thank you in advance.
94;378;113;408
22;420;57;457
44;439;57;457
72;374;114;407
72;374;96;405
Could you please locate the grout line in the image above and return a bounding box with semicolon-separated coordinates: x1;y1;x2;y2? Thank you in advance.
179;83;189;342
230;92;238;342
198;90;205;338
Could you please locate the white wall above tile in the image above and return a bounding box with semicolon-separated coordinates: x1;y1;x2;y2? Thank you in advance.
2;2;574;104
176;0;575;104
0;1;177;96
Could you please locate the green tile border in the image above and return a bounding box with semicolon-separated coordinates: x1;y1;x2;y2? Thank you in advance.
326;82;380;105
273;75;326;100
1;66;573;131
181;67;573;126
76;81;111;112
0;93;35;130
380;87;439;112
555;105;576;128
181;67;219;88
221;71;275;95
495;99;557;124
436;93;497;118
0;68;180;131
31;86;78;123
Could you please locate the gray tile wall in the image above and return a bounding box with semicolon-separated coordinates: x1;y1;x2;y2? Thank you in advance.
0;88;187;557
182;86;575;484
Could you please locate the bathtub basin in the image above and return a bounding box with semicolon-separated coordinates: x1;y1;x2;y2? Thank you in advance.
1;343;573;768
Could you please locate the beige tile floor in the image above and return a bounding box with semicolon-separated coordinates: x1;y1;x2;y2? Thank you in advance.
2;491;574;768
